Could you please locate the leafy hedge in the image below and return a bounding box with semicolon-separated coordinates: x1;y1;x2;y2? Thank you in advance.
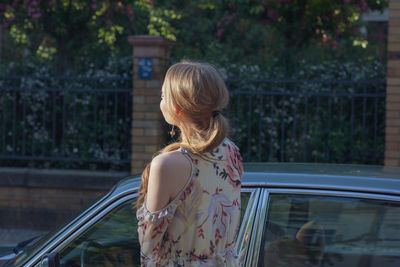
0;55;133;170
221;58;386;164
0;52;387;170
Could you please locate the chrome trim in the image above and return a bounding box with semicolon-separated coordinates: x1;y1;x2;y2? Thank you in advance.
53;194;137;252
235;188;258;253
241;172;400;196
242;181;400;196
23;189;139;267
264;188;400;202
245;190;268;267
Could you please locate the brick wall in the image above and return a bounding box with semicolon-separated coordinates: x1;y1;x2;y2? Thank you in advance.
0;168;128;230
385;1;400;167
128;36;174;174
0;187;103;230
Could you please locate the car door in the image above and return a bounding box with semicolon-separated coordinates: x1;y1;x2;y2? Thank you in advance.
245;188;400;267
22;186;258;266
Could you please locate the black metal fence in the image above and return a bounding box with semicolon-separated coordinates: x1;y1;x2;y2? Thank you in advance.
0;73;386;169
226;78;386;164
0;75;132;170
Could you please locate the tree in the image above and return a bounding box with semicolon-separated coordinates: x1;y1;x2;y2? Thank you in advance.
0;0;389;70
153;0;388;66
0;0;179;73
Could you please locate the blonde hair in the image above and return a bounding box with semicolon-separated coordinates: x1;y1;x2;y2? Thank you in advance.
136;61;230;208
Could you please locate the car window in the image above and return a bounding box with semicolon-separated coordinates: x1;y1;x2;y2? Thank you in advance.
59;200;140;267
240;191;252;225
237;189;260;265
259;193;400;267
54;191;252;267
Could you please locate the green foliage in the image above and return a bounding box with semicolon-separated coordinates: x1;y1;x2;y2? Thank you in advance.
137;0;181;41
0;55;133;170
163;0;387;67
0;0;180;72
1;0;389;67
223;58;386;164
0;0;389;168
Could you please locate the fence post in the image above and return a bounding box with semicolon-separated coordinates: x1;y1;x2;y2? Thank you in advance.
385;2;400;167
128;35;174;174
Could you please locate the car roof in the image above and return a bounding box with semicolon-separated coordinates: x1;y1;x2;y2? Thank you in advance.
243;163;400;196
244;163;400;179
111;163;400;198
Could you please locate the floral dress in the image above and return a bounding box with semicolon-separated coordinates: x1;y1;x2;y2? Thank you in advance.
137;139;243;267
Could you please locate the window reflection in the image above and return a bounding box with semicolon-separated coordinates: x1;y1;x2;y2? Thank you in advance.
261;194;400;267
59;201;140;267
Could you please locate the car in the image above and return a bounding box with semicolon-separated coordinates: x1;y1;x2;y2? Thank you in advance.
1;163;400;267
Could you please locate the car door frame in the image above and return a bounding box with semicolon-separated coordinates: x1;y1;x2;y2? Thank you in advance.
23;184;262;266
244;187;400;267
22;187;139;267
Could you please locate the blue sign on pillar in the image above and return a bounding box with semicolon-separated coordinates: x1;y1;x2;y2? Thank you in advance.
138;58;153;79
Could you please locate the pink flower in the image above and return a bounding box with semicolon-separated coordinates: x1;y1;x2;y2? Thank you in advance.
91;4;97;10
343;0;351;4
32;13;41;19
126;5;134;17
217;28;225;38
262;0;268;8
331;40;338;49
267;9;278;21
360;0;368;11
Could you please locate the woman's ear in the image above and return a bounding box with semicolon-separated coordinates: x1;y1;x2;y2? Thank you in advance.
174;105;183;116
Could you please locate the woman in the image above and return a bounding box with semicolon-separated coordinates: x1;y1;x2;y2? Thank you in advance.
136;61;243;266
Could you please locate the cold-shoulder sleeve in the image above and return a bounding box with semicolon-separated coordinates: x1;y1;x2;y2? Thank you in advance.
136;150;196;263
136;196;179;261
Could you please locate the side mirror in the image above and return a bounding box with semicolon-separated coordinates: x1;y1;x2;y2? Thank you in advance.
40;251;60;267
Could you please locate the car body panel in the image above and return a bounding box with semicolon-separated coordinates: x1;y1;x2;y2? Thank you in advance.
3;163;400;267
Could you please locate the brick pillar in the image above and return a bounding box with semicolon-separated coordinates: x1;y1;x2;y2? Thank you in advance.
386;2;400;167
128;35;174;174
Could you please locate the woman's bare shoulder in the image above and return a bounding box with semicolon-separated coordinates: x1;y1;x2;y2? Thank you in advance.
146;150;192;211
152;150;191;171
151;150;191;190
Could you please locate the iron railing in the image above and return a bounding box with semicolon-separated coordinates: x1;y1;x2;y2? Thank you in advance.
0;75;386;169
0;75;132;170
226;78;386;164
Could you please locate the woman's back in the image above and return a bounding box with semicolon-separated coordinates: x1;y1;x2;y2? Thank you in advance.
137;138;243;266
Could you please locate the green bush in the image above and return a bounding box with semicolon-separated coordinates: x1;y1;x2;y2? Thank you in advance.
0;55;133;170
221;57;386;164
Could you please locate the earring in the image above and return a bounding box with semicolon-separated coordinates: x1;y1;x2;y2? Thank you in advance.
169;126;176;137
